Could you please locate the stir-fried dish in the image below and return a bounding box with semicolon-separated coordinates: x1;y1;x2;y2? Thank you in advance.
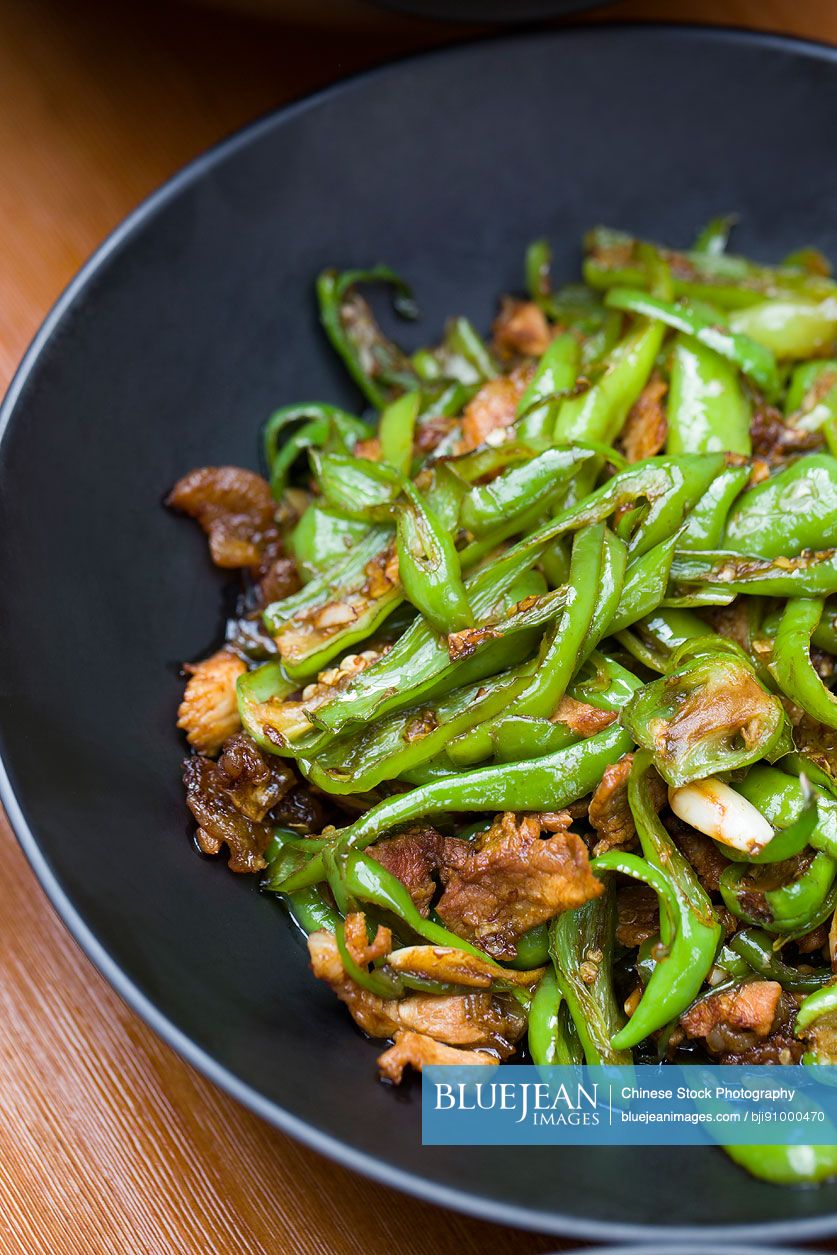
169;221;837;1185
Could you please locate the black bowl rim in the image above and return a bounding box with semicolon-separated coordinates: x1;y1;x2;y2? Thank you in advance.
3;20;837;1244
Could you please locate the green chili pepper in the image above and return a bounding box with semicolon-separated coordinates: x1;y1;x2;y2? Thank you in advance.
570;650;645;711
720;851;837;934
396;481;472;635
768;597;837;730
263;403;371;499
528;968;584;1065
236;660;319;756
506;923;551;970
670;548;837;597
553;321;665;444
615;607;708;673
451;638;641;771
584;225;836;308
785;359;837;426
310;568;547;738
813;598;837;654
621;638;785;786
724;455;837;559
729;295;837;359
604;288;780;400
317;266;419;409
262;832;343;933
344;851;498;964
312;451;401;521
548;881;631;1065
730;928;830;993
289;503;371;579
692;215;736;257
515;333;581;440
525;238;557;317
487;523;606;719
265;525;387;624
445;525;624;767
723;766;831;864
724;1142;837;1186
667;336;751;456
459;447;594;537
606;531;681;635
379;391;421;475
711;942;754;983
489;717;578;764
300;666;530;794
796;983;837;1064
677;464;751;551
434;316;498;385
594;753;721;1049
278;722;632;893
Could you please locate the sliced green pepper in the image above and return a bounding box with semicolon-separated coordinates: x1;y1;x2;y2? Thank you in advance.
621;638;785;786
768;597;837;730
667;336;751;456
730;296;837;359
396;481;472;635
604;288;780;400
724;455;837;559
548;881;631;1065
317;266;419;409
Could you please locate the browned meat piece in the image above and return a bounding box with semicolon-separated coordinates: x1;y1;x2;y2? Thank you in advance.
717;906;740;938
618;373;668;462
415;415;457;454
217;731;291;821
368;826;447;917
552;695;617;737
798;922;829;955
177;649;246;755
750;404;823;462
354;436;382;461
492;297;552;360
615;883;659;947
703;599;752;654
272;784;328;834
673;824;730;894
588;753;666;855
720;1034;804;1065
254;550;300;607
307;924;526;1053
680;981;783;1056
457;374;526;453
436;812;601;959
377;1030;498;1083
182;734;295;873
786;714;837;785
167;466;277;568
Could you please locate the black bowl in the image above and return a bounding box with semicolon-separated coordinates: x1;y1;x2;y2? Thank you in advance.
3;23;837;1245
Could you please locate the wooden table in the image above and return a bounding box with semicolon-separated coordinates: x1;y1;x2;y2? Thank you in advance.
2;1;836;1250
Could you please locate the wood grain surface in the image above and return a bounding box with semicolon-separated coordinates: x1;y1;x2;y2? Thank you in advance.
1;1;836;1251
